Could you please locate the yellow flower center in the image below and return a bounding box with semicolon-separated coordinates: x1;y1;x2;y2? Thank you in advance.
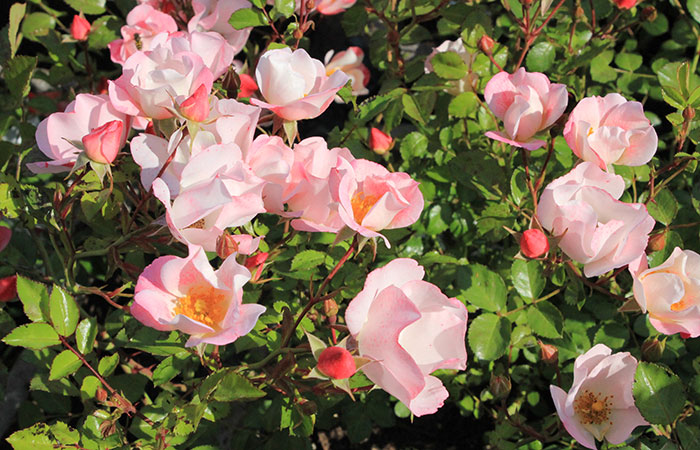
326;67;338;76
573;389;613;425
351;191;380;224
587;126;595;137
670;297;692;311
173;284;227;329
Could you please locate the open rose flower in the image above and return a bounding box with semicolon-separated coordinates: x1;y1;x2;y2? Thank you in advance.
550;344;648;449
324;47;370;100
317;0;356;15
131;245;265;347
424;39;478;95
564;93;657;171
30;94;130;174
188;0;252;54
252;47;350;121
332;159;423;247
630;248;700;338
108;4;178;65
484;68;568;150
345;258;467;417
537;162;655;277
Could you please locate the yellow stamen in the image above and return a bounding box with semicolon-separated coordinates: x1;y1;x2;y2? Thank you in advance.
587;127;595;137
573;390;613;425
351;191;380;224
671;298;692;311
173;285;227;329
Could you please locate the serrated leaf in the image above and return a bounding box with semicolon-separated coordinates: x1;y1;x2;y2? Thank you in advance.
448;92;478;118
16;275;49;322
87;15;120;49
430;51;467;80
49;422;79;445
3;323;60;349
526;42;555;72
6;423;54;449
65;0;106;14
647;189;678;226
290;249;327;272
399;131;428;160
458;264;507;312
213;372;266;402
49;350;82;380
467;313;510;361
20;12;55;42
526;302;563;338
615;53;643;72
5;55;37;106
511;260;544;300
75;317;97;354
633;362;686;425
49;285;79;337
228;8;267;30
401;94;425;124
9;3;26;58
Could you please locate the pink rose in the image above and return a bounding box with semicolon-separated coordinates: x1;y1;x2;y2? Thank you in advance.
107;5;178;65
246;135;295;213
82;120;124;164
130;128;198;192
564;93;658;171
345;258;467;416
199;98;261;155
324;47;370;100
188;0;251;54
537;162;655;277
30;94;130;174
484;68;568;150
131;245;265;347
164;31;234;79
550;344;647;449
424;39;478;95
332;159;423;246
630;248;700;338
316;0;356;15
178;84;210;122
251;48;350;121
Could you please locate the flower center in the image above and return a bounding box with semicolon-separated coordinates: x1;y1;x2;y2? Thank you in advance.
587;126;596;137
187;218;207;229
670;297;693;311
573;389;613;425
351;191;380;224
173;284;227;329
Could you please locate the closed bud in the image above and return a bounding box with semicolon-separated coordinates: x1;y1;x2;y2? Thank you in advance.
82;120;124;164
306;0;315;9
237;74;258;99
369;128;393;155
216;233;240;260
520;229;549;258
538;340;558;365
478;35;495;55
489;373;511;399
293;29;304;41
179;84;210;123
0;275;17;302
641;337;665;362
95;388;108;402
318;347;356;379
244;252;269;282
640;6;657;21
70;14;91;41
647;231;666;253
575;6;585;18
683;106;696;121
323;299;339;317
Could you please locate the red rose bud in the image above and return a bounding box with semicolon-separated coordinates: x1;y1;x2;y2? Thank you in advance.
237;74;259;99
612;0;638;9
180;84;210;122
478;35;495;55
82;120;124;164
520;229;549;258
681;332;691;339
70;14;91;41
369;128;393;155
244;252;269;282
0;275;17;302
317;346;356;379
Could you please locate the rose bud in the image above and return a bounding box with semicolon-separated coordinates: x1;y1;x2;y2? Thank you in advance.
82;120;124;164
489;373;512;399
641;337;665;362
237;74;258;99
520;229;549;258
612;0;638;9
71;14;91;41
244;252;269;282
538;340;559;365
369;128;393;155
647;231;666;253
0;275;17;302
478;35;495;55
317;346;357;379
179;84;210;122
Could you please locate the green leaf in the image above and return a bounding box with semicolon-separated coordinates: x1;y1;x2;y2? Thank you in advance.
213;372;266;402
647;189;678;226
467;313;510;361
689;0;700;25
49;422;79;445
290;250;327;272
49;350;82;380
7;423;54;449
526;302;563;338
98;353;119;377
87;15;120;49
401;94;425;124
273;0;295;18
152;354;188;386
677;422;700;450
3;323;60;349
228;8;268;30
615;53;643;72
458;264;507;312
430;51;467;80
593;323;628;349
9;3;26;58
448;92;478;118
75;317;97;354
20;12;55;41
16;275;49;322
5;56;37;106
633;362;686;425
49;285;79;337
399;131;428;160
80;375;100;400
65;0;106;14
511;260;544;300
525;42;555;72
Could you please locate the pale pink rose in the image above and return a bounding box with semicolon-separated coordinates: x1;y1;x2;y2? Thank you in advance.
82;120;124;164
188;0;251;54
178;84;210;122
108;4;178;65
537;162;655;277
108;43;214;120
199;98;261;155
332;159;423;247
345;258;467;417
131;244;265;347
152;143;265;251
30;94;130;174
324;47;370;101
163;31;234;79
424;39;478;95
252;48;350;121
484;68;568;150
246;135;295;212
564;93;658;171
282;137;354;232
550;344;648;449
630;248;700;338
317;0;356;15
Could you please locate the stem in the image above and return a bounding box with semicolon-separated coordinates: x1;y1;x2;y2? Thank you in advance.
504;288;562;316
521;149;539;213
566;261;627;302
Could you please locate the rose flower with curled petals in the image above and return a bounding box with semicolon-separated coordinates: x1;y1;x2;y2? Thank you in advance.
131;245;265;347
550;344;647;449
345;258;468;417
484;68;568;150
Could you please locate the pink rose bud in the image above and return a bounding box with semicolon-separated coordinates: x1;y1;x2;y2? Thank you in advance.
478;35;494;55
179;84;210;122
244;252;269;282
369;128;393;155
70;15;91;41
82;120;124;164
538;340;559;365
612;0;638;9
520;229;549;258
317;347;357;379
647;231;666;253
0;275;17;302
237;74;258;99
